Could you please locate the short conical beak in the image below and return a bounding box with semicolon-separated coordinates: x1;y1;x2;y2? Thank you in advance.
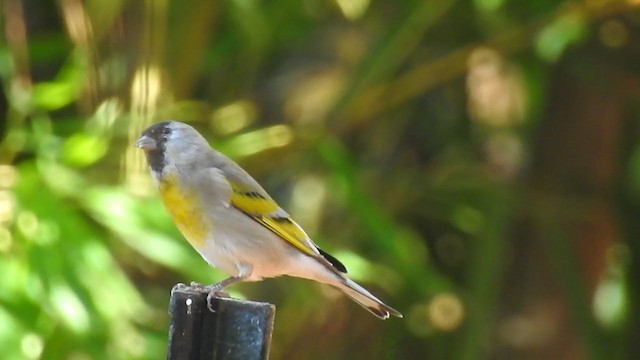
135;135;156;150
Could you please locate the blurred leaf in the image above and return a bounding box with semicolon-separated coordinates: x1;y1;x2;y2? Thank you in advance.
82;187;213;280
2;0;637;358
31;53;86;110
62;133;108;167
535;12;587;62
474;0;505;12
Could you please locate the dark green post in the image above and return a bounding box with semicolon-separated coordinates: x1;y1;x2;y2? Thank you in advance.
167;285;275;360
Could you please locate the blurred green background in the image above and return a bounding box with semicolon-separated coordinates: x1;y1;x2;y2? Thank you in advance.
1;0;640;359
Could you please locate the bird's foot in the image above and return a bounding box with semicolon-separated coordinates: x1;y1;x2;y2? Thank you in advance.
171;282;189;294
187;281;230;311
187;281;228;295
206;290;231;312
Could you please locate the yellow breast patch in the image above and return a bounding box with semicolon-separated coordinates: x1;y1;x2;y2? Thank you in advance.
158;174;210;247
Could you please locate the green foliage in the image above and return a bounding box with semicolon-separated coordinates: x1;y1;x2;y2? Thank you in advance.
1;0;638;359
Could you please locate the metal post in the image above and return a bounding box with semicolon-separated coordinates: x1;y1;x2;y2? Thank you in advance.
167;285;276;360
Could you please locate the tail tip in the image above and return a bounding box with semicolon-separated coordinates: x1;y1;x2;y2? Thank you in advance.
369;305;403;320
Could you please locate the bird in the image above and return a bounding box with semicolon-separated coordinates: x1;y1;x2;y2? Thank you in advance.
135;120;402;319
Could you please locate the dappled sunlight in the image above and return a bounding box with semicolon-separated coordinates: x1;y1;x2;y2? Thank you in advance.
210;100;257;135
284;67;345;125
59;0;93;46
0;226;12;253
290;175;327;235
50;284;91;333
466;47;526;127
131;66;164;115
0;190;15;224
335;0;370;21
126;65;167;195
428;292;464;332
405;292;466;337
593;243;629;327
466;47;527;180
20;333;44;360
219;124;294;158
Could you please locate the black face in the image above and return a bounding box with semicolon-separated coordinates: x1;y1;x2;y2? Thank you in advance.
141;121;173;173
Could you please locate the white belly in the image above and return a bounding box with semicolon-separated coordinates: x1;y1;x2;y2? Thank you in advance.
192;207;300;281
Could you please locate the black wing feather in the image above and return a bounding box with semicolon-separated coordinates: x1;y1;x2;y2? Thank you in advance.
318;247;347;273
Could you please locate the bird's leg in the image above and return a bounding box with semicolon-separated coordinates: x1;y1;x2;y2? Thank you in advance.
189;274;244;292
188;279;233;297
187;265;253;311
170;281;232;304
190;279;249;311
204;275;245;310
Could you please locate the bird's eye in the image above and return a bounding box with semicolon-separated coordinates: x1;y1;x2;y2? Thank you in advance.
162;128;171;135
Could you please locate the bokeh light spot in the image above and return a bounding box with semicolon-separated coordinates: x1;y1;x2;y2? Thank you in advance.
0;227;13;252
0;191;15;223
598;20;627;48
51;285;90;333
224;125;294;158
0;165;18;188
335;0;370;20
428;293;465;332
290;175;326;234
21;333;44;359
211;100;256;135
17;211;39;238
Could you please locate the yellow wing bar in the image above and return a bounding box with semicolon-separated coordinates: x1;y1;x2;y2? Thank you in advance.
229;184;317;257
255;216;316;257
229;189;279;214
